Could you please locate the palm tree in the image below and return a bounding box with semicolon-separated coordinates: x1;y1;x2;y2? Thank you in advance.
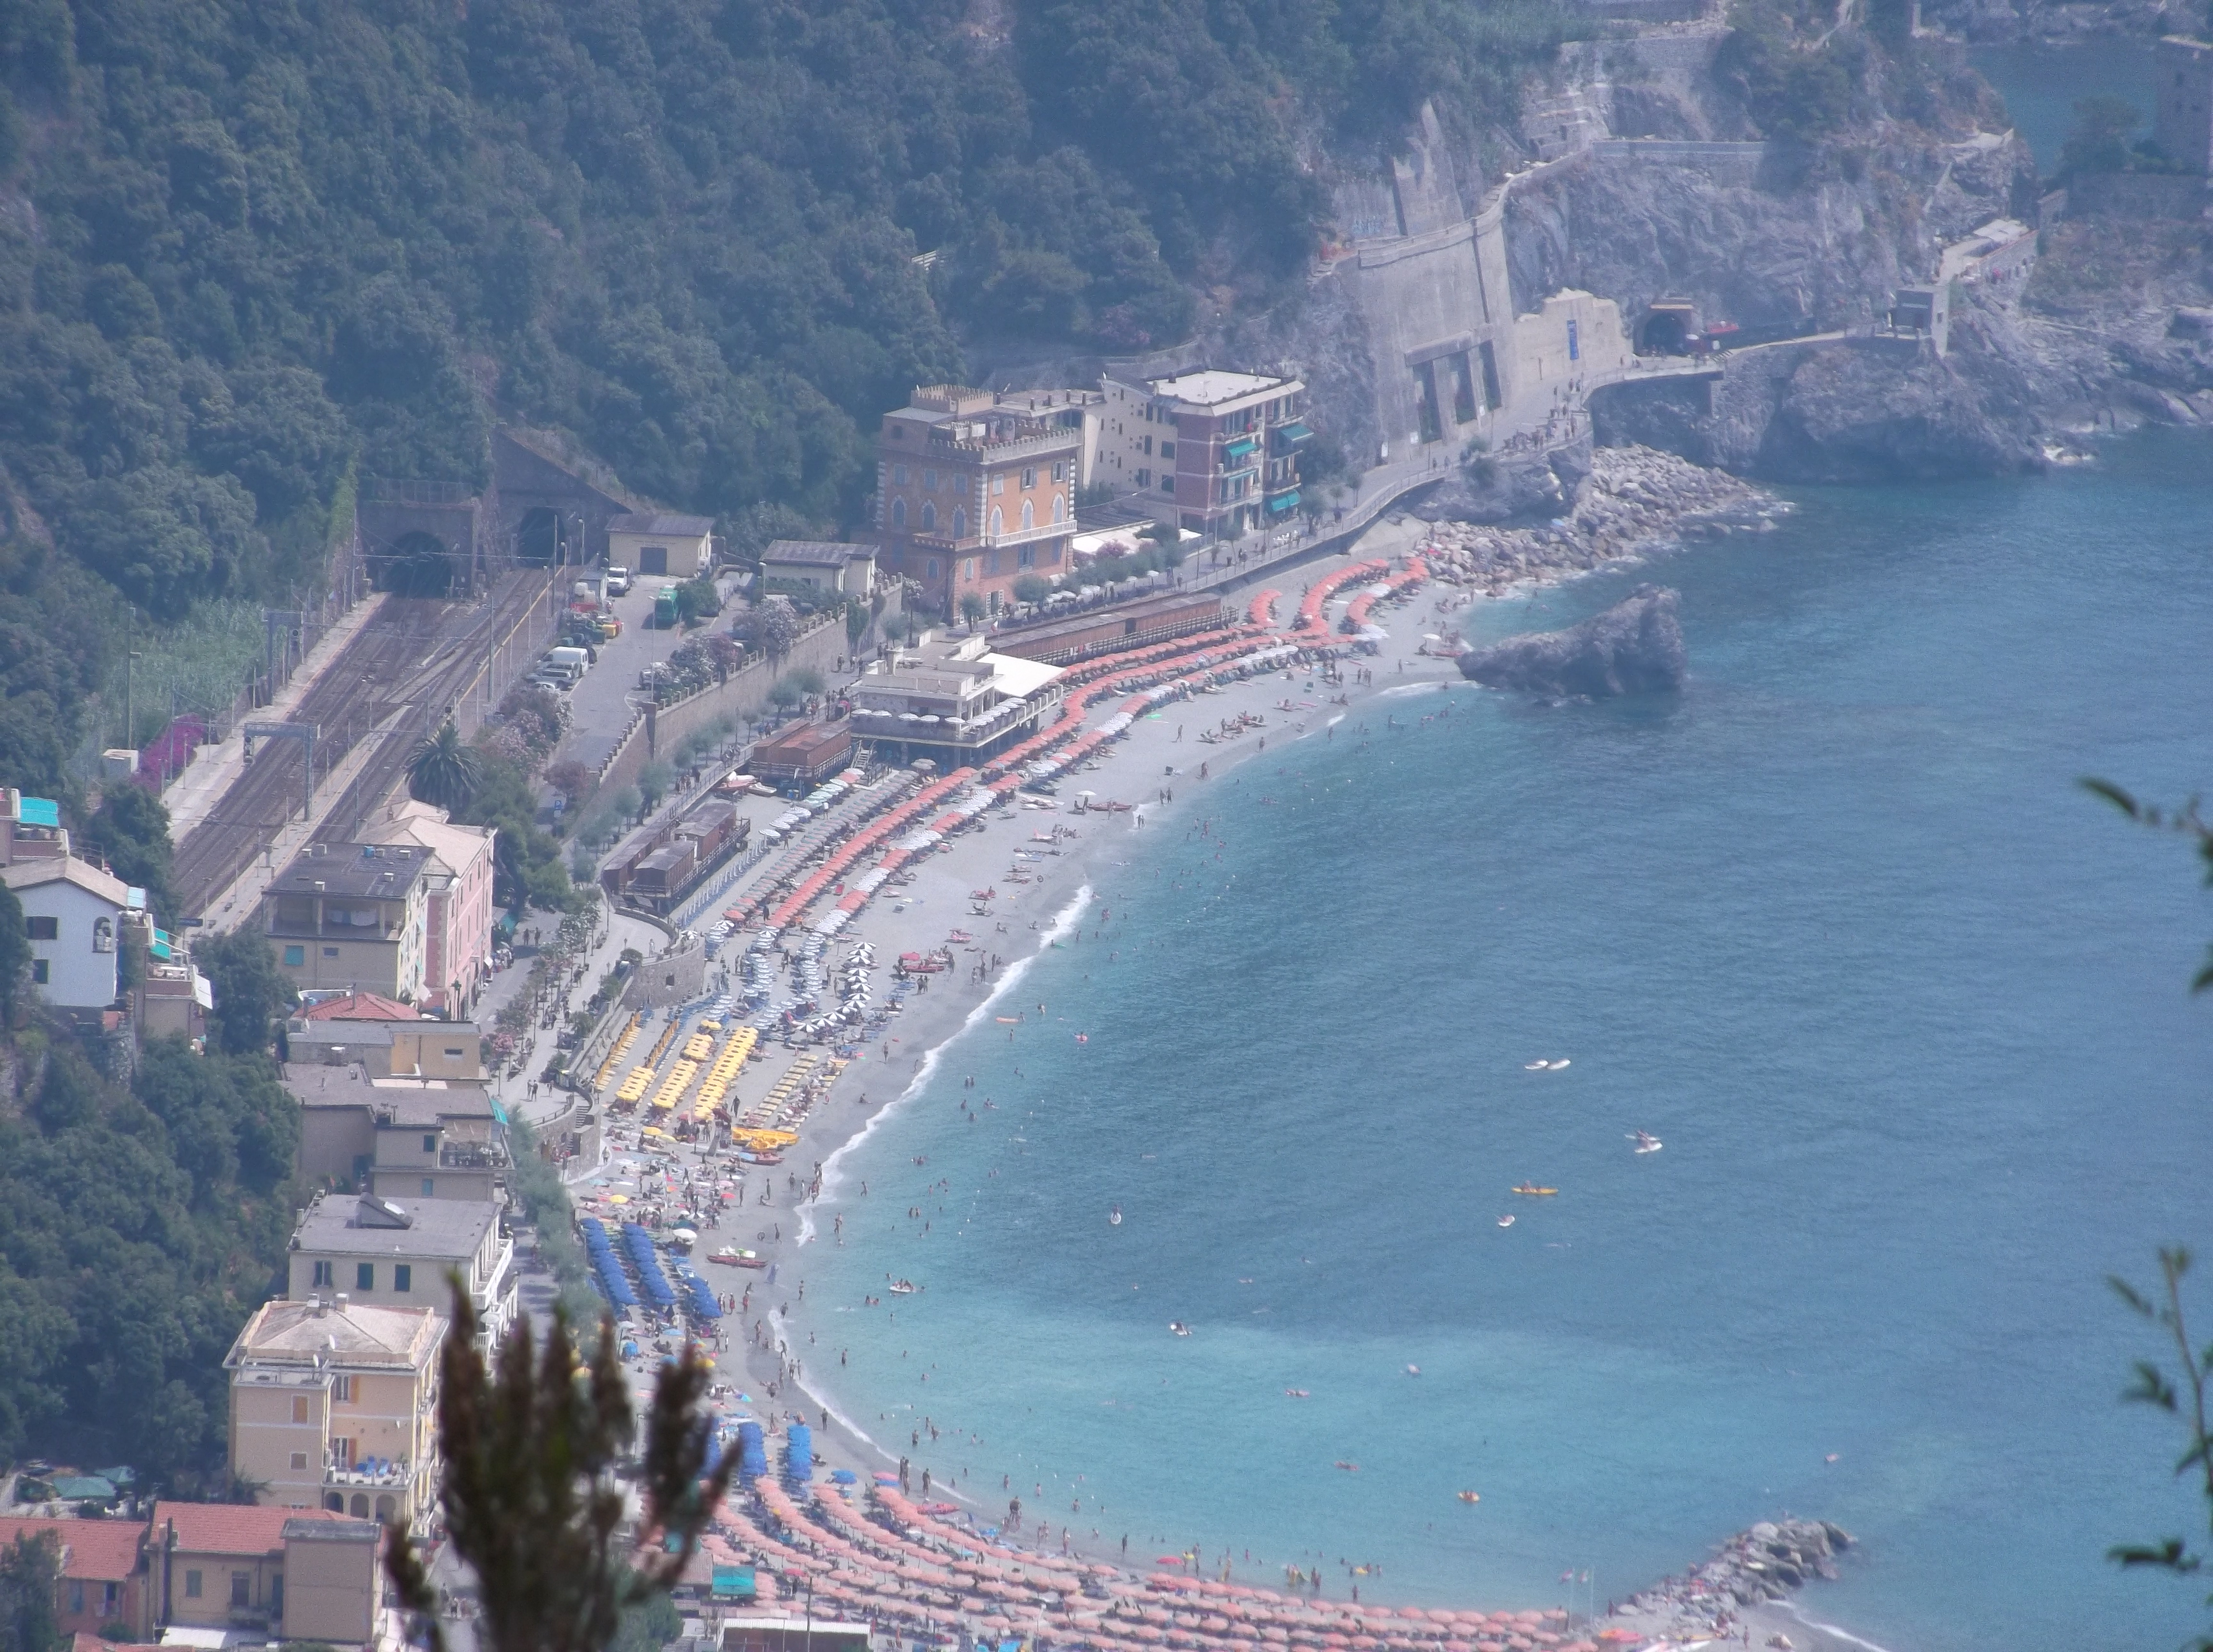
407;720;482;812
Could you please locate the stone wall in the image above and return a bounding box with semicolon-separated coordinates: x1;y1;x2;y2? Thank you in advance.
592;614;852;798
2064;171;2213;220
623;935;707;1010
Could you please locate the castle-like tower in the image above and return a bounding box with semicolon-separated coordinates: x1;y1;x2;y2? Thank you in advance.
2153;35;2213;174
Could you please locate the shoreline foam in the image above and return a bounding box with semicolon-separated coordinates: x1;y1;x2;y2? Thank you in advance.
577;472;1870;1644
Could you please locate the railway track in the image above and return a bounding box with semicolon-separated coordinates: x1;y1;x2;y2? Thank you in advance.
172;572;553;917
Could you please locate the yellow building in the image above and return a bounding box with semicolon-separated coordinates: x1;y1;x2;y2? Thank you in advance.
224;1297;445;1525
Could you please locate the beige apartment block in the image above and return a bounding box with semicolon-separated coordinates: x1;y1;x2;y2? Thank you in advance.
286;1190;516;1344
224;1297;445;1525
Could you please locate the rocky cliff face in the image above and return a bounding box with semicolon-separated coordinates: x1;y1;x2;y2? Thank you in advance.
978;9;2208;495
1503;128;2031;346
1591;327;2051;477
1459;583;1689;696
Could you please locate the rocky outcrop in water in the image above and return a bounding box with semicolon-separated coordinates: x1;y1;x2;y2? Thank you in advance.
1458;583;1687;697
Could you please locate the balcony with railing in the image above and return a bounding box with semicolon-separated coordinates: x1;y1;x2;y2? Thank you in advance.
438;1140;509;1171
324;1453;417;1492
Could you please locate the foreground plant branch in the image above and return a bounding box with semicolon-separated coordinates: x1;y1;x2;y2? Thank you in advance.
386;1280;737;1652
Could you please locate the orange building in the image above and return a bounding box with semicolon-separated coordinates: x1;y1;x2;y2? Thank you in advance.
0;1516;152;1640
875;386;1082;621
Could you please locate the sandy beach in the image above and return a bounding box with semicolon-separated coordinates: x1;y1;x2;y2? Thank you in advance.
566;495;1853;1650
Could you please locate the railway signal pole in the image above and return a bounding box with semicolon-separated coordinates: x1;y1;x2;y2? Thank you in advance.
243;721;317;823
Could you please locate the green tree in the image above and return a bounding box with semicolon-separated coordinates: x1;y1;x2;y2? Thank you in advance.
960;593;987;627
2058;96;2142;179
195;930;298;1057
674;579;721;626
0;1530;64;1652
0;884;30;1030
408;722;484;814
383;1286;735;1652
0;1040;293;1474
461;750;578;915
84;787;178;919
1012;573;1053;607
133;1039;300;1202
844;597;871;650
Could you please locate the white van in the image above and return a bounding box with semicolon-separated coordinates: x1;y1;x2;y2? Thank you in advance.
535;646;590;689
605;565;633;596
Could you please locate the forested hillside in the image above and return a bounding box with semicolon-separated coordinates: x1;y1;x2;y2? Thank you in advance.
0;1032;300;1478
0;0;1564;801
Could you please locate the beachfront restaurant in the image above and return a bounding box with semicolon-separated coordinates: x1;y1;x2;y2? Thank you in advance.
848;636;1064;765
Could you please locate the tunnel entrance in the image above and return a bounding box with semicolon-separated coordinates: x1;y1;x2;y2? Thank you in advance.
1640;300;1698;356
518;507;560;566
377;531;458;597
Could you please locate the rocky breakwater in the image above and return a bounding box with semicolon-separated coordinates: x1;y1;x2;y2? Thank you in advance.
1418;445;1774;598
1458;584;1687;698
1604;1519;1857;1646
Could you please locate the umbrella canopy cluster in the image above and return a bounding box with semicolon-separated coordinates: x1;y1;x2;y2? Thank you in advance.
694;1477;1592;1652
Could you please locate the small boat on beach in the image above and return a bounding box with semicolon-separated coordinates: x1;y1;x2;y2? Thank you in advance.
1510;1183;1559;1196
1168;1321;1192;1336
1457;1490;1481;1504
1629;1130;1664;1154
709;1248;766;1269
1496;1215;1515;1227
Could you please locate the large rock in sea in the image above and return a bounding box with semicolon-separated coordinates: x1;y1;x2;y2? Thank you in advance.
1458;584;1686;697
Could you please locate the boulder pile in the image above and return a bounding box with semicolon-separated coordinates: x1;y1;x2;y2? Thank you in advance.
1416;445;1772;597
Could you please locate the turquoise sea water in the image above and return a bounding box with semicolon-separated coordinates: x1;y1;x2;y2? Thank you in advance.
796;431;2213;1652
1968;40;2156;173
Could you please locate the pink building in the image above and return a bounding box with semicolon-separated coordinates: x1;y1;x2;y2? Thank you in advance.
363;800;497;1017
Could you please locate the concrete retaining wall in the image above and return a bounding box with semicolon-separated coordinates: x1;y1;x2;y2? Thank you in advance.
592;616;850;799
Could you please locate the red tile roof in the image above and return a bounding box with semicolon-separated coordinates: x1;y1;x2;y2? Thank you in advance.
0;1517;145;1581
300;991;419;1022
152;1502;359;1557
